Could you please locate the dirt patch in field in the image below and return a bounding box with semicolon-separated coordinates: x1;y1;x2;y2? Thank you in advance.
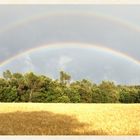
0;111;107;135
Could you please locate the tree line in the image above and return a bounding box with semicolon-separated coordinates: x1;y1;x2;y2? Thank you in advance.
0;70;140;103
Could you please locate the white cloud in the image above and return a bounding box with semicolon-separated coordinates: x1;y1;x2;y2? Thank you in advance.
23;54;35;71
58;56;72;70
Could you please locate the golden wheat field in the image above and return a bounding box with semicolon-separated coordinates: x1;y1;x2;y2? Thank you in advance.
0;103;139;135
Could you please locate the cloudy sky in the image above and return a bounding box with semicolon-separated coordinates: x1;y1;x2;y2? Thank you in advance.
0;5;140;84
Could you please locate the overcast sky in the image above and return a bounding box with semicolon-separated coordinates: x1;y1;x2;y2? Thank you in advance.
0;5;140;84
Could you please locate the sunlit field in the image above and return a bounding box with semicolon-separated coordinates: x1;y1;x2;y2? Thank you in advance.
0;103;139;135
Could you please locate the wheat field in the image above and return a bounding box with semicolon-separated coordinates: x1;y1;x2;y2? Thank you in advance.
0;103;139;135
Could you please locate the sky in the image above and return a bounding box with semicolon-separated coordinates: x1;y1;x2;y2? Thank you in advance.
0;0;140;4
0;5;140;84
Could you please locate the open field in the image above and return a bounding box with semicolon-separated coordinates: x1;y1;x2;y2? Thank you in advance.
0;103;139;135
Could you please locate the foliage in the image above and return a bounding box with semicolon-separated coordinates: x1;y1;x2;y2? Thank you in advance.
0;70;139;103
98;81;120;103
119;87;139;103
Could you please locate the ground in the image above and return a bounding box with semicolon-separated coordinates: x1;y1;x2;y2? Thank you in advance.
0;103;139;135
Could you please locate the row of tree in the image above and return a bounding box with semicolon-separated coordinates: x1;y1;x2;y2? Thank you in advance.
0;70;140;103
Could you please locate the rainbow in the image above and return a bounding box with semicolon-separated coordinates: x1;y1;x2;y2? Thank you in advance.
0;42;140;68
1;11;140;34
0;10;140;67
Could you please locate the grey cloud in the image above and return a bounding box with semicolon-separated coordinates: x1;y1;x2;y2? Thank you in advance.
0;13;140;63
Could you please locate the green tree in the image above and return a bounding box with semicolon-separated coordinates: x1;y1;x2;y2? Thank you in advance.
70;79;93;103
0;86;17;102
98;81;119;103
3;70;12;80
92;86;103;103
60;71;71;85
65;86;80;103
136;89;140;103
119;87;138;103
24;72;41;102
10;72;28;102
0;70;140;103
57;95;70;103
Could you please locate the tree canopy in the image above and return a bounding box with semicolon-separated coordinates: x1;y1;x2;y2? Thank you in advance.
0;70;140;103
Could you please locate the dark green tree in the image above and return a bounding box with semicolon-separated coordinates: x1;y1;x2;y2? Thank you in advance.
98;81;119;103
60;71;71;85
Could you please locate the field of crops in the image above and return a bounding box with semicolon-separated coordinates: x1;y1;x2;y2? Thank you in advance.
0;103;139;135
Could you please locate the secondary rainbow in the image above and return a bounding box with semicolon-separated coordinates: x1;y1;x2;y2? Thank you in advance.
1;11;140;34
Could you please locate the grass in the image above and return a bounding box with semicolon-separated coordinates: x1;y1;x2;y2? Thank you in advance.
0;103;139;135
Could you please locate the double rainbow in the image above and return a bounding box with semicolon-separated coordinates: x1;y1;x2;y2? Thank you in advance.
0;11;140;67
